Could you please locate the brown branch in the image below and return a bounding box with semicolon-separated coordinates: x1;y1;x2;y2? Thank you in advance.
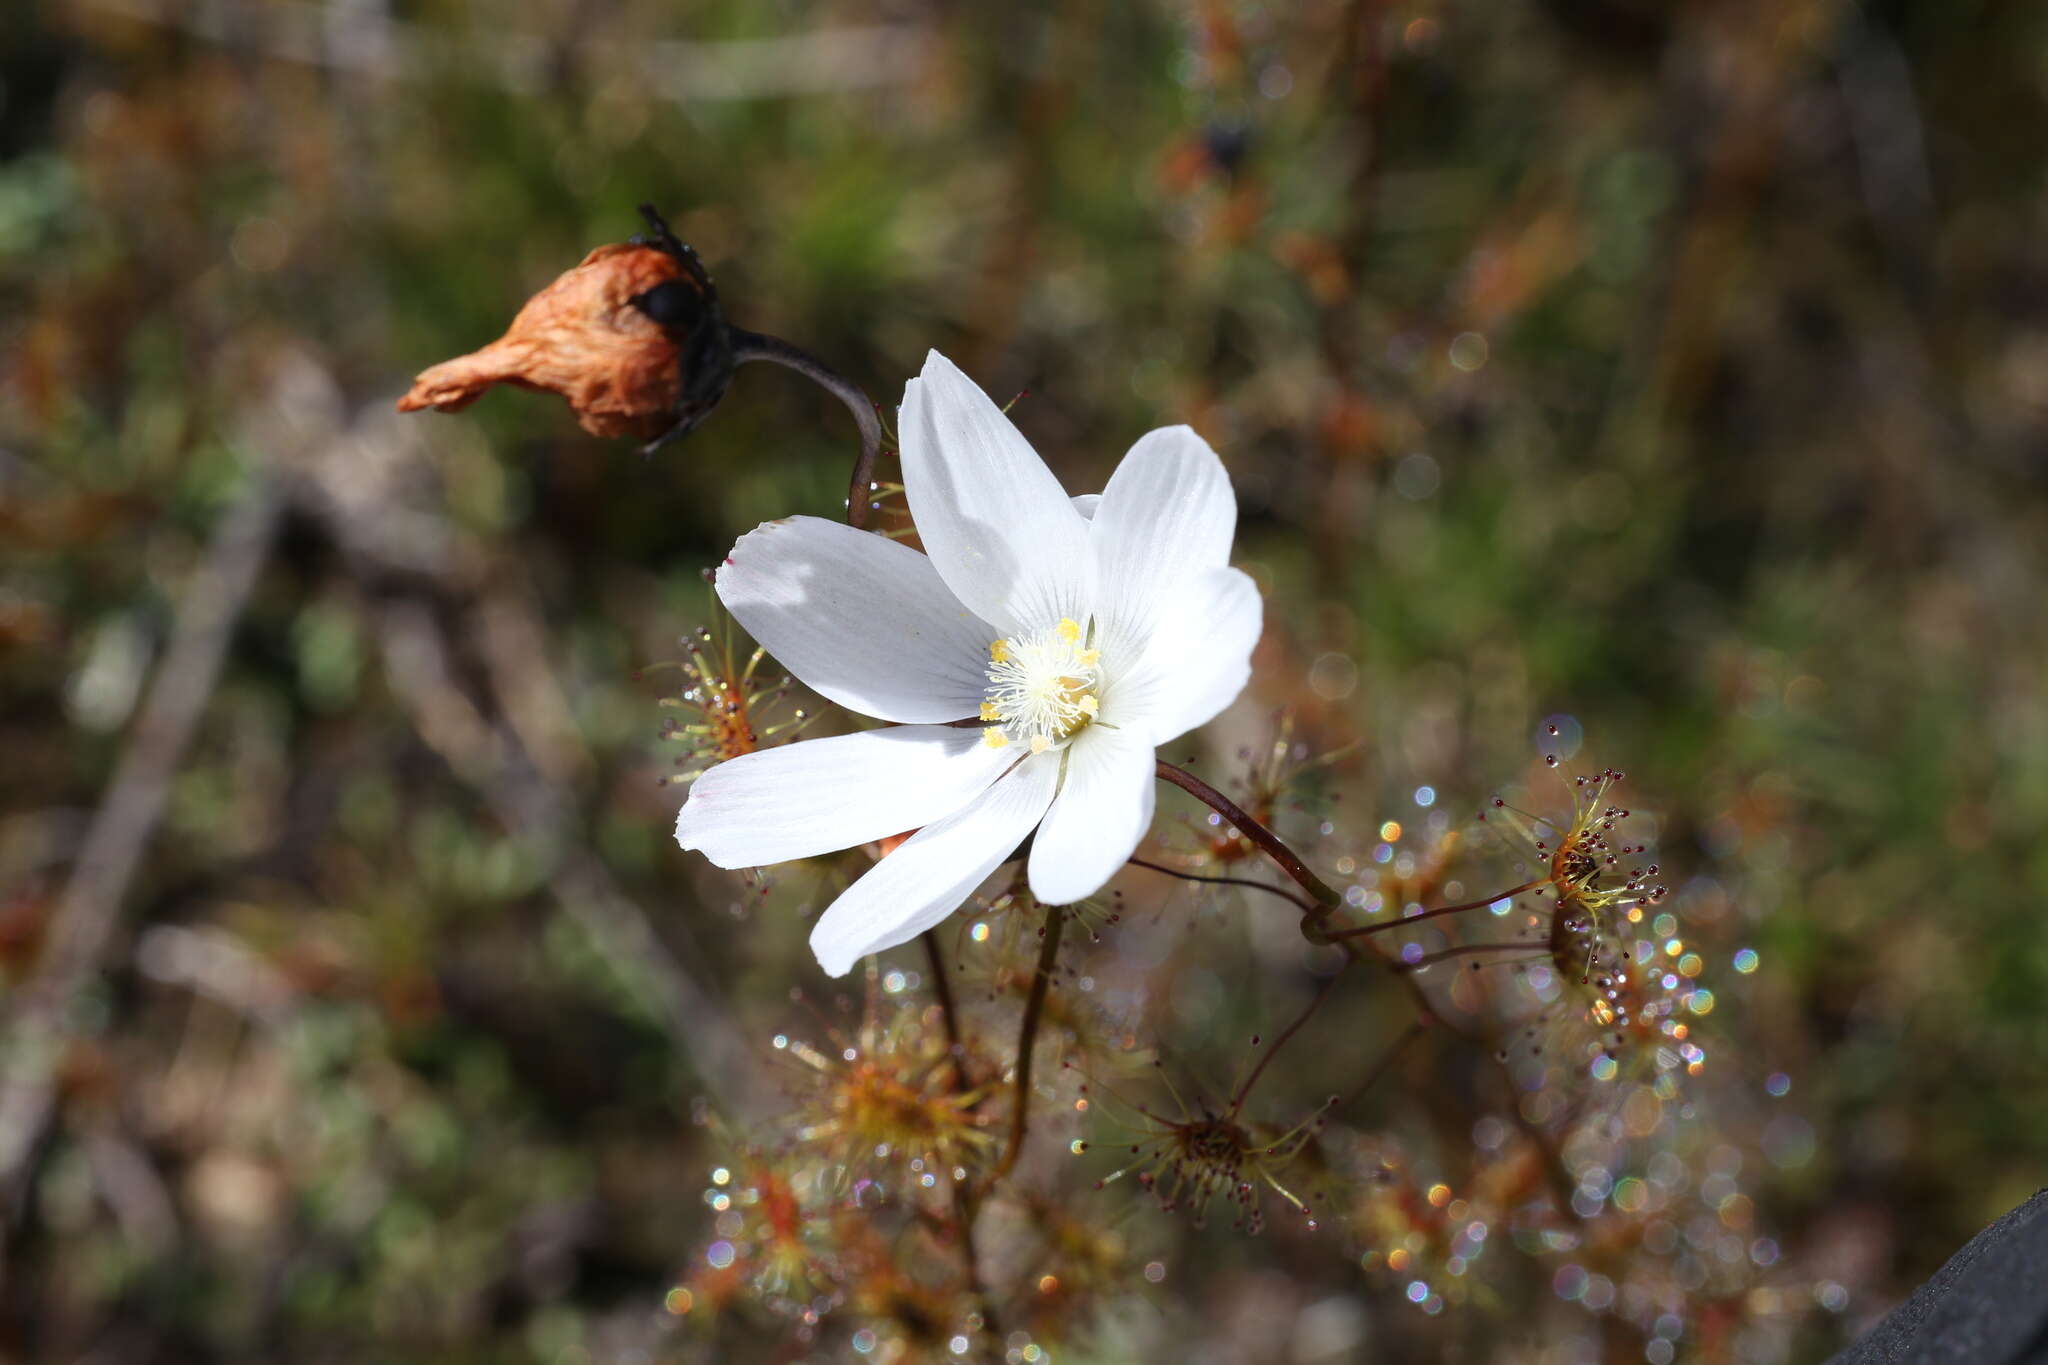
1153;760;1344;920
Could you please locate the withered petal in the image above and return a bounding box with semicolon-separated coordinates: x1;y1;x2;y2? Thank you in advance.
397;244;695;440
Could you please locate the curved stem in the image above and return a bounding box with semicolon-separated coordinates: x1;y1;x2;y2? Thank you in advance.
1153;760;1344;920
729;329;884;528
1125;854;1315;913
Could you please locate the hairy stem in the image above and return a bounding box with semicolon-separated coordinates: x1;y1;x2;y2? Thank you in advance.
994;901;1064;1182
1153;760;1344;919
729;329;885;529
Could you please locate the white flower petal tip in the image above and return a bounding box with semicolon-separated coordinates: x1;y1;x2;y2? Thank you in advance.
1111;564;1262;746
1090;423;1238;665
899;351;1095;635
1027;725;1157;905
673;725;1011;870
807;754;1060;977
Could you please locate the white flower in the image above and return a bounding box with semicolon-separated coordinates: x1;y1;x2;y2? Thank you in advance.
675;350;1261;976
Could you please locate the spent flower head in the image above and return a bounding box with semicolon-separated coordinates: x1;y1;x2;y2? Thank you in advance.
398;208;732;443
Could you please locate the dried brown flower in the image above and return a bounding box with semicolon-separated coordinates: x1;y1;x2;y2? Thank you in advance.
397;241;701;440
397;207;738;448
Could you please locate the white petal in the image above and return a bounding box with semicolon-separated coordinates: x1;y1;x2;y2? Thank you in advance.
675;726;1010;869
1107;565;1261;745
716;515;990;723
899;351;1094;635
1027;724;1156;905
1089;425;1237;665
809;752;1060;976
1070;493;1101;521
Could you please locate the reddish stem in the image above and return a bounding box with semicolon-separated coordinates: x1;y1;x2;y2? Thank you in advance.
1324;879;1546;940
1153;760;1343;919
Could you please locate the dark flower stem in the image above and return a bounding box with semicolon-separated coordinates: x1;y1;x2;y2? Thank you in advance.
994;900;1064;1182
1153;760;1345;922
729;329;884;529
923;930;968;1077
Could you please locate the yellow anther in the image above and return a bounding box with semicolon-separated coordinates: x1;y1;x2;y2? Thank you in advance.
982;727;1009;749
1030;735;1050;754
1078;649;1100;667
979;701;1002;721
1078;695;1100;716
989;640;1010;664
1056;618;1082;643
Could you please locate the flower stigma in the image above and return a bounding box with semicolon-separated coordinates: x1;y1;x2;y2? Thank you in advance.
981;617;1102;753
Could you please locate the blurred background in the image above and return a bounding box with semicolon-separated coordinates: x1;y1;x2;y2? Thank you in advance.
4;0;2047;1361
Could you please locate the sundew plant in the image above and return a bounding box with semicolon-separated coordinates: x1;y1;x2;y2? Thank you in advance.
23;8;2047;1362
397;208;1777;1364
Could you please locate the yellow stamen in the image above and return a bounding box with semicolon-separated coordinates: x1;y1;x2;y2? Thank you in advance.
989;640;1010;664
982;727;1009;749
1056;618;1082;644
1078;649;1100;667
1078;695;1099;716
979;701;1002;721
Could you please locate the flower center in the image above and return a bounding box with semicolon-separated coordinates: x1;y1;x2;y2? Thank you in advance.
980;617;1101;754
